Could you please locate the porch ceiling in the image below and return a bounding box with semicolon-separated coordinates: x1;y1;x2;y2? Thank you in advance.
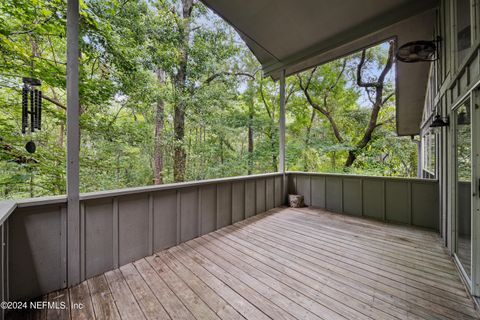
201;0;439;135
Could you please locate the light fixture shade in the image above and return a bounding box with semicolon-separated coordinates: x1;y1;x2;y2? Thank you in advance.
429;115;449;128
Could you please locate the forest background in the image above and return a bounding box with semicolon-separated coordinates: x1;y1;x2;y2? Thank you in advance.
0;0;418;199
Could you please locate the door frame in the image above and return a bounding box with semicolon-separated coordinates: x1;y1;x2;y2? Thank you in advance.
450;92;477;293
472;87;480;296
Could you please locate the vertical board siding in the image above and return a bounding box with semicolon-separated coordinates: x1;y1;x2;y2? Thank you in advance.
274;176;283;207
231;181;245;223
6;173;285;303
385;181;410;224
84;199;113;278
296;175;311;206
325;177;342;213
9;206;65;300
217;183;232;228
5;172;440;306
290;173;439;230
265;178;275;210
118;194;149;265
342;178;362;216
200;185;216;235
412;182;439;229
362;179;385;220
245;180;256;218
1;223;6;319
287;174;296;194
180;188;198;242
255;179;266;214
153;190;177;252
311;176;326;208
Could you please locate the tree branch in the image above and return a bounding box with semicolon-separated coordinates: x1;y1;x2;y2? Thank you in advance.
259;80;272;120
42;95;66;110
203;72;255;85
0;84;66;110
382;92;395;105
298;72;344;143
329;59;347;91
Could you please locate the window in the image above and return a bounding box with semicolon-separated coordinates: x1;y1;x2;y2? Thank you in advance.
422;131;437;178
457;0;472;65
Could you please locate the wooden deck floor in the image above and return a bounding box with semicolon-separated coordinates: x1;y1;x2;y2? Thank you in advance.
11;207;479;320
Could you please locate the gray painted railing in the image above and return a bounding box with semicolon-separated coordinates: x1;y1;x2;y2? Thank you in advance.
2;173;284;302
288;172;439;230
0;201;12;320
0;171;440;307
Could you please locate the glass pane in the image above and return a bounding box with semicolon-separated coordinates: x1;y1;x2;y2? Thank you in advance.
457;0;472;64
455;100;472;278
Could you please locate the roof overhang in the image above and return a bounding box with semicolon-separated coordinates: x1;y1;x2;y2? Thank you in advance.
201;0;439;136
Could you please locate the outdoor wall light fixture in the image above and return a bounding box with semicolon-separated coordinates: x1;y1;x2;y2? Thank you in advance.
429;114;449;128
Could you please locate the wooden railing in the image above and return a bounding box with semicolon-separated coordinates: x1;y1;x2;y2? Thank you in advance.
287;172;439;230
2;173;284;303
0;171;439;308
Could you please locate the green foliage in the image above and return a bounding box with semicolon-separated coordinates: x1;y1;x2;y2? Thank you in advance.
0;0;418;200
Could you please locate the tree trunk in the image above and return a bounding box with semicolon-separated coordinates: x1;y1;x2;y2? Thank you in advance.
173;101;186;182
344;42;394;168
303;110;315;171
173;0;194;182
248;120;254;174
154;69;165;184
345;151;356;167
247;82;254;175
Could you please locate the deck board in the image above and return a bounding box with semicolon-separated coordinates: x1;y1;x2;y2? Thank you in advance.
8;207;479;320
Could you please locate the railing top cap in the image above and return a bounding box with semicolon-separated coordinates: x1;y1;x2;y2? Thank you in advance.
4;172;285;208
2;171;437;215
288;171;438;183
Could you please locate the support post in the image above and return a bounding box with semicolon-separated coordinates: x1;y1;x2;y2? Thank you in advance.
279;70;286;202
66;0;81;286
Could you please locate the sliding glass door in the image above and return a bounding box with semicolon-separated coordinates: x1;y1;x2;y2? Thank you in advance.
454;98;472;280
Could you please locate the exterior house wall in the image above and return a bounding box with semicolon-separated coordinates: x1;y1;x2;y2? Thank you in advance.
420;0;480;296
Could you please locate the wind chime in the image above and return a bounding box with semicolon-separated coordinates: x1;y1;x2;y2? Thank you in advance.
21;76;42;153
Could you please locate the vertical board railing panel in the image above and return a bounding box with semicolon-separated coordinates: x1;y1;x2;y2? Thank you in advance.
84;198;114;279
245;180;256;218
118;194;149;266
1;222;7;320
200;185;216;235
3;171;438;305
385;181;410;224
362;179;384;220
153;190;177;252
8;205;66;300
274;176;283;207
232;181;245;223
217;183;232;229
311;176;326;208
180;187;198;243
2;173;285;304
343;178;362;216
289;172;439;231
296;175;311;206
411;182;439;229
266;178;275;210
326;177;342;212
255;179;266;214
